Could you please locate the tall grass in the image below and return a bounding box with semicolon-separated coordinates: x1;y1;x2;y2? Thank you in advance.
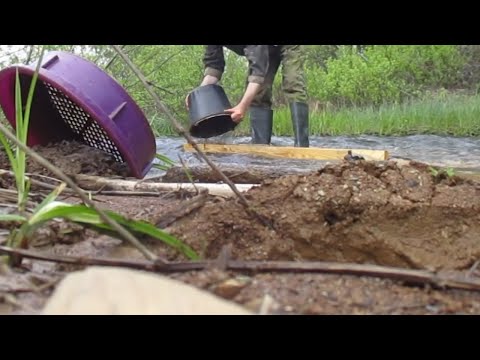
203;93;480;138
0;50;44;212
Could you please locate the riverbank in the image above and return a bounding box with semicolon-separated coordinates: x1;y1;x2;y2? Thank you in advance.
150;93;480;137
1;140;480;314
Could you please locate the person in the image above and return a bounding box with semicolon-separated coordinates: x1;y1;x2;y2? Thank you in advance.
186;45;270;124
248;45;309;147
188;45;309;147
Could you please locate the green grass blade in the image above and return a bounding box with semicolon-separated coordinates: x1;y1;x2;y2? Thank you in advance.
155;153;175;167
14;68;24;200
112;217;199;260
0;214;27;222
32;183;66;212
27;202;199;259
152;164;171;171
0;131;17;173
21;47;44;145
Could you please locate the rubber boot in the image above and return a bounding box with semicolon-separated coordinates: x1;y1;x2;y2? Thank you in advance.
290;102;309;147
250;106;273;145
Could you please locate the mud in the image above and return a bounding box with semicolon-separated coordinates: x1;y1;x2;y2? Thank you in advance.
0;140;130;180
2;140;480;315
169;160;480;271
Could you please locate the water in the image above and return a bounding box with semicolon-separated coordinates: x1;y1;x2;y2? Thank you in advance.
151;134;480;177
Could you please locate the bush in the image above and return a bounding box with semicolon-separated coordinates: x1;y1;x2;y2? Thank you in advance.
305;45;466;107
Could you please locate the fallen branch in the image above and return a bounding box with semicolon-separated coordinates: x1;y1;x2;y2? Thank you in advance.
74;174;256;197
1;245;480;293
112;45;273;230
93;190;164;197
1;170;165;198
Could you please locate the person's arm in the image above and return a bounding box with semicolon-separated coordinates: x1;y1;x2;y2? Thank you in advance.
202;45;225;84
225;45;269;122
186;45;224;108
224;82;261;122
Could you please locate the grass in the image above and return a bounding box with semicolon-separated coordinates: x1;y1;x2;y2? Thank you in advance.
148;93;480;138
0;51;44;212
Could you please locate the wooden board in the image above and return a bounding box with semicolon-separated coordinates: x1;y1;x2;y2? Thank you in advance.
183;143;389;161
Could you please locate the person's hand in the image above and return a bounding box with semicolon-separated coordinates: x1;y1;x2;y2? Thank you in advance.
225;103;247;123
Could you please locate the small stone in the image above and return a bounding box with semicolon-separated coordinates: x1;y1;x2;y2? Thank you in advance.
213;278;251;299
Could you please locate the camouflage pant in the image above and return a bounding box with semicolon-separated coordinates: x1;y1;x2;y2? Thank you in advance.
249;45;308;108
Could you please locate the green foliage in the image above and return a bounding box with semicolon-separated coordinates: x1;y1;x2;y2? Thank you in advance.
306;45;466;107
0;45;475;138
0;48;44;212
428;166;456;179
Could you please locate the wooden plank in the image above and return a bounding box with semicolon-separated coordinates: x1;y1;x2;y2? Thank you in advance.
183;143;389;161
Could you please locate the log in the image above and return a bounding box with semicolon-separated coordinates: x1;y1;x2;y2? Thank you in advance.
74;174;256;197
162;164;315;184
183;143;389;161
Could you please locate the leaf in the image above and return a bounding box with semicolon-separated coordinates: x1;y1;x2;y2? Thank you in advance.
25;202;199;260
0;214;27;222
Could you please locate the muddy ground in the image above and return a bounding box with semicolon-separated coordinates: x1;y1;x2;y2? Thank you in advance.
1;141;480;315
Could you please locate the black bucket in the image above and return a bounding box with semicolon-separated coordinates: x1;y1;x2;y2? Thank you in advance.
187;84;237;138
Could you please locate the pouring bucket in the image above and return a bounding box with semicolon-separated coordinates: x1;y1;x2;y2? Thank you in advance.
187;84;237;138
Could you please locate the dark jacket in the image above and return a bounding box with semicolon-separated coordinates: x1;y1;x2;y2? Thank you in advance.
203;45;270;85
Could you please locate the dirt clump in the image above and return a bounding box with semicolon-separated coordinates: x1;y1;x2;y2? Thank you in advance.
0;140;130;180
169;160;480;271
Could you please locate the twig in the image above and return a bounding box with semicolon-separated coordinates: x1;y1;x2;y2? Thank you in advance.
111;45;273;230
125;47;187;90
146;81;175;95
0;245;172;271
155;192;208;228
25;45;35;64
104;45;127;70
2;245;480;293
0;121;160;263
258;294;275;315
467;260;480;278
178;155;199;195
94;190;163;197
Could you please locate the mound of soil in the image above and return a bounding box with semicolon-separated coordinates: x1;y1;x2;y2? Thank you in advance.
0;140;130;179
169;160;480;271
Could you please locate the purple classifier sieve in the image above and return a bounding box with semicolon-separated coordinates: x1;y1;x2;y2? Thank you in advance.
0;51;156;179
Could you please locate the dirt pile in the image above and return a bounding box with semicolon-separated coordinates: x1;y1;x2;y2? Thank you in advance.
0;140;130;179
169;160;480;271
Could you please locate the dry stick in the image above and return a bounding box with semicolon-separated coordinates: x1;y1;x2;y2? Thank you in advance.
111;45;272;229
2;245;480;292
94;190;162;197
0;122;159;262
2;170;162;197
